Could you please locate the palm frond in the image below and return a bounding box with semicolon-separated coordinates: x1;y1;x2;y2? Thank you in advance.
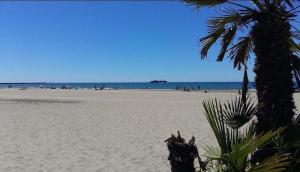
200;7;255;62
229;36;253;70
242;66;249;103
183;0;228;8
203;97;257;154
245;121;256;138
202;8;241;60
223;96;257;130
200;26;225;58
251;0;265;11
273;0;291;8
203;99;229;153
208;8;242;28
283;0;297;8
239;128;283;158
208;8;254;29
294;113;300;126
289;38;300;54
202;98;288;171
203;146;222;160
226;128;285;171
183;0;258;12
217;26;237;61
291;31;300;40
248;154;290;172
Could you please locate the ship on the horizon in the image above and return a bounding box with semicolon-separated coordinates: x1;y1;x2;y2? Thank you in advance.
149;80;167;83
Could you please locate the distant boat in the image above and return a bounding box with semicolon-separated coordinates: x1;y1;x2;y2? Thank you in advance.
150;80;167;83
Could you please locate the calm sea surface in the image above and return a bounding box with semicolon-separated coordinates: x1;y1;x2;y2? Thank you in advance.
0;82;255;90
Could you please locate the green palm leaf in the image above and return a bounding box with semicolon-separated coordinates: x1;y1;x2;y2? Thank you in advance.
203;97;257;152
202;98;289;171
248;154;290;172
203;146;222;160
200;26;226;58
202;8;254;61
229;37;253;70
222;128;284;171
203;99;229;153
223;96;257;130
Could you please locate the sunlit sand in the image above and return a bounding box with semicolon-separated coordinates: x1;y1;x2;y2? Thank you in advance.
0;89;299;171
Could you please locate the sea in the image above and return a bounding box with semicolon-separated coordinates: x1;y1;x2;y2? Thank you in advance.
0;82;255;90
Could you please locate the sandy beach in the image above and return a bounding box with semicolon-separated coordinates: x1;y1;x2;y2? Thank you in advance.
0;89;299;172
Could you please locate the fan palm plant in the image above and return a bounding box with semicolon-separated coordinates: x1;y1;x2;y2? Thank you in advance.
201;97;290;172
183;0;300;135
277;114;300;171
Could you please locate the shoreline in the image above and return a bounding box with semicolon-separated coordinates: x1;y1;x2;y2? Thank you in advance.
0;87;256;93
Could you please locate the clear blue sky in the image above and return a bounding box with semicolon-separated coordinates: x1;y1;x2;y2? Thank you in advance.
0;1;257;82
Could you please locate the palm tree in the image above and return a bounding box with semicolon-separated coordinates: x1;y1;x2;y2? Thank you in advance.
201;97;290;172
183;0;300;135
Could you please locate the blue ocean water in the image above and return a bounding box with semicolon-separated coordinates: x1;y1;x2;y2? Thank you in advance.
0;82;255;90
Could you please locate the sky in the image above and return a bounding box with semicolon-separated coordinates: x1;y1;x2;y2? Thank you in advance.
0;1;258;82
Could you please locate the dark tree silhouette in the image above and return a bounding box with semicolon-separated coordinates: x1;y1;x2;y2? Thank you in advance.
184;0;300;136
165;132;205;172
184;0;300;162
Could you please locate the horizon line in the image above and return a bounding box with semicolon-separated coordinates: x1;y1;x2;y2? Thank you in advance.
0;81;255;84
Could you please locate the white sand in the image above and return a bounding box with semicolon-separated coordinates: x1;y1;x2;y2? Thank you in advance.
0;89;299;172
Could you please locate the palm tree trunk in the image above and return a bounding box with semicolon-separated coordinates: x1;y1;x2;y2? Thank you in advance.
252;7;295;134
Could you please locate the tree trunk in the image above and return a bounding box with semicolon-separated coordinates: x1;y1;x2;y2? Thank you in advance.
165;132;201;172
252;6;295;135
